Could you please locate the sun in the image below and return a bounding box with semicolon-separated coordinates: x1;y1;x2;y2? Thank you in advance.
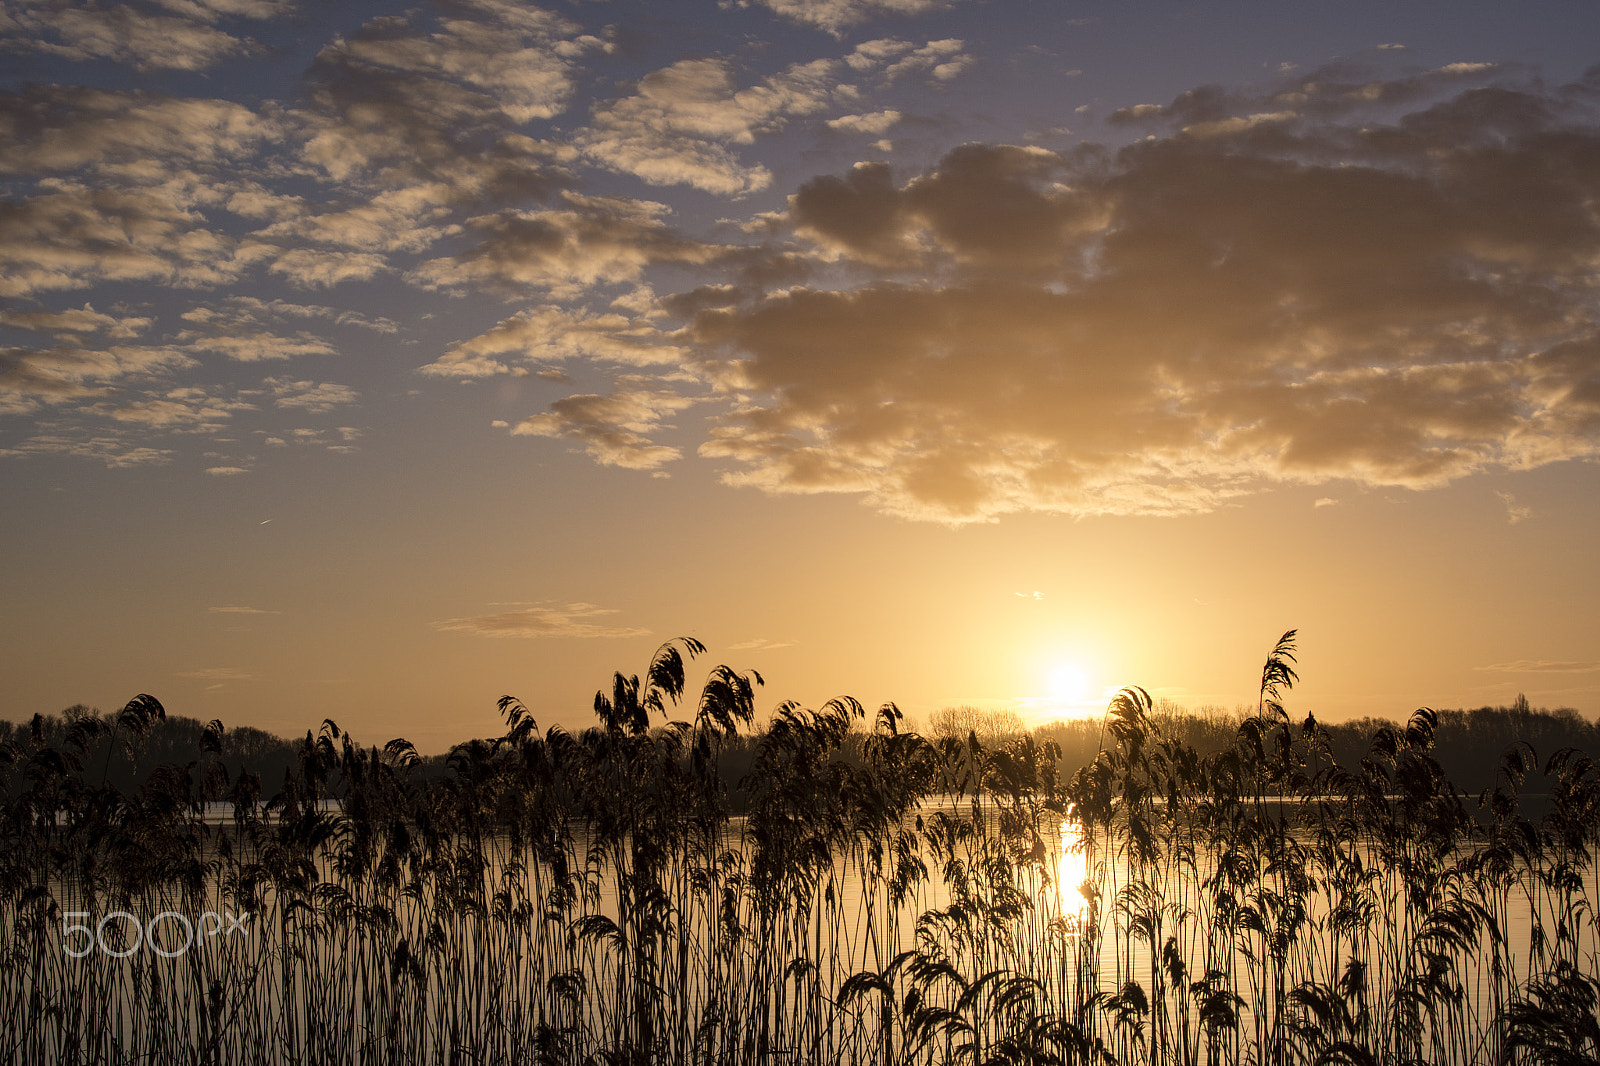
1048;662;1091;704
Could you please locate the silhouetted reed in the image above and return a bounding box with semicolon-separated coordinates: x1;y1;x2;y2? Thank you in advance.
2;632;1597;1064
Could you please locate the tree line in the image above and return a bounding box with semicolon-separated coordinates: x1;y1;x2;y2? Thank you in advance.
5;692;1592;803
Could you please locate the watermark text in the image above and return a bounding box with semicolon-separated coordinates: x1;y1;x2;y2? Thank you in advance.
63;911;251;958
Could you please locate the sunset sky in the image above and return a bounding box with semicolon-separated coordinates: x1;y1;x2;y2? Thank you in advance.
4;0;1600;751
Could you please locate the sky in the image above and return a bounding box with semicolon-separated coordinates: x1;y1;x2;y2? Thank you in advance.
4;0;1600;752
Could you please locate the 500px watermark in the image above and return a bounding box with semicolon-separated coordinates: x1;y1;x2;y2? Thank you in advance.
63;911;251;958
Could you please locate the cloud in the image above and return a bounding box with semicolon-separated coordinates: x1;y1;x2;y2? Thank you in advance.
267;248;389;288
0;1;255;71
184;330;338;362
259;425;361;451
204;465;249;475
255;186;457;256
845;37;971;82
294;4;586;200
0;433;173;467
674;74;1600;522
175;297;387;362
434;602;649;639
422;305;685;378
267;378;359;413
109;388;254;429
1477;660;1600;673
1108;103;1166;123
220;297;398;333
321;1;588;125
1495;490;1531;524
0;182;259;298
0;343;195;413
727;637;796;650
577;56;840;195
153;0;297;19
827;109;903;135
510;382;696;469
410;193;721;294
1107;59;1503;128
0;86;279;176
789;146;1095;268
1313;497;1338;508
735;0;954;36
0;303;151;339
176;666;254;680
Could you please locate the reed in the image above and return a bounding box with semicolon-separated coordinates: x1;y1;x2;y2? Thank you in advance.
1;633;1596;1064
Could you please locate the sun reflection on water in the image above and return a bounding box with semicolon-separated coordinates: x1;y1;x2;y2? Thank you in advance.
1058;814;1090;931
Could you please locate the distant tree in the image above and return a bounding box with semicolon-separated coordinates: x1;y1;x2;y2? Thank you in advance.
0;706;304;797
927;705;1026;747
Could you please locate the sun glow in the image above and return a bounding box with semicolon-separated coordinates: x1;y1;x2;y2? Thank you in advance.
1017;656;1111;729
1048;662;1090;703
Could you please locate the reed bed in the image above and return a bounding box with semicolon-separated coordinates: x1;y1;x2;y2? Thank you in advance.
2;633;1597;1065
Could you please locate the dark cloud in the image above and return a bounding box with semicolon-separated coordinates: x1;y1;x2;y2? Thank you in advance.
685;76;1600;521
1107;60;1507;128
510;380;696;470
0;86;277;176
790;145;1103;270
0;343;194;414
0;182;256;297
297;4;587;197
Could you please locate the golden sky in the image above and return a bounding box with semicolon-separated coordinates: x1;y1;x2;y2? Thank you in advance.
3;0;1599;750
